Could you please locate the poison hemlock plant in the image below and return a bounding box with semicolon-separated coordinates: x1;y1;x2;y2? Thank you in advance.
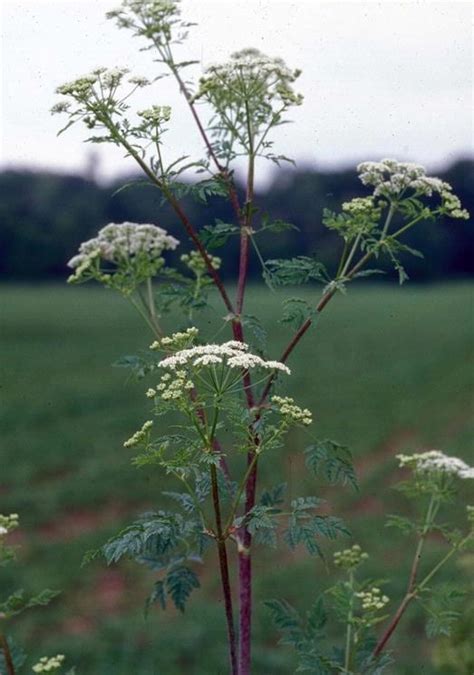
47;0;472;672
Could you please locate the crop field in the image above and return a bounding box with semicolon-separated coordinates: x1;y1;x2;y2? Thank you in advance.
1;282;473;674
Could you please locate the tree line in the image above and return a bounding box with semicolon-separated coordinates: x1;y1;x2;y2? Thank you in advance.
0;158;472;281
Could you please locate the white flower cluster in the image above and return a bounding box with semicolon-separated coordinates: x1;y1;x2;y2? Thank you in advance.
67;222;179;275
158;341;291;374
342;196;381;219
195;48;303;107
150;327;199;352
138;105;172;125
333;544;368;569
106;0;181;37
0;513;19;535
356;587;389;611
32;655;65;673
271;395;312;426
123;420;153;448
147;371;195;401
357;159;469;218
397;450;474;480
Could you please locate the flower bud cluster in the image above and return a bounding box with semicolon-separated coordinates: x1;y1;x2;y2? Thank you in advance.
271;395;312;426
150;327;199;352
0;513;19;535
32;655;65;673
123;420;153;448
357;159;469;218
333;544;368;569
441;190;469;220
138;105;172;125
181;251;221;276
397;450;474;480
355;587;389;611
342;197;382;220
155;370;195;401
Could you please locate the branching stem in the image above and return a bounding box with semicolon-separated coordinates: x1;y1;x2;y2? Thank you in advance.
210;463;238;675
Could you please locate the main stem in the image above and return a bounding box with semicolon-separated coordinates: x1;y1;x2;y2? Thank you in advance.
0;634;15;675
210;463;238;675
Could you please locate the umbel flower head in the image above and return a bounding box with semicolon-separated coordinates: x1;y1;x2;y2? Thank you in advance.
196;47;302;107
106;0;188;48
67;222;179;292
193;48;302;156
397;450;474;480
156;340;291;375
357;158;469;218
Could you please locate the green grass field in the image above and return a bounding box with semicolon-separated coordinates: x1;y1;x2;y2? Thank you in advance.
1;282;473;674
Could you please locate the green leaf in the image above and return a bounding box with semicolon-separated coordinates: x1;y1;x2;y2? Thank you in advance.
144;580;166;616
263;257;328;287
284;520;323;558
264;598;303;642
306;597;327;634
422;585;465;638
260;215;299;233
310;516;350;539
296;651;334;674
165;565;200;612
200;220;239;249
163;491;196;513
0;588;60;618
103;526;144;564
111;180;156;198
112;353;156;380
242;314;267;353
305;440;358;490
291;496;324;512
260;483;287;507
385;514;417;534
281;297;315;330
169;178;228;204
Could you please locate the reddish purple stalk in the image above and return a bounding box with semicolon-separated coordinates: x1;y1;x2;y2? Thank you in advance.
0;635;15;675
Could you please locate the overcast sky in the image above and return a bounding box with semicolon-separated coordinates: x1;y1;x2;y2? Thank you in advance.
1;0;473;185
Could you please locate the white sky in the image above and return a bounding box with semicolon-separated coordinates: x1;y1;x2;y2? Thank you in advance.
1;0;473;186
